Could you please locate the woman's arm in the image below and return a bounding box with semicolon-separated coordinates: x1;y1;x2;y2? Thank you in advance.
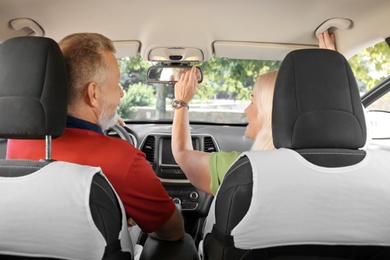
171;67;212;194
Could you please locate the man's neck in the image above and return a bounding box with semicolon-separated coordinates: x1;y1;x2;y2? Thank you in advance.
66;115;104;135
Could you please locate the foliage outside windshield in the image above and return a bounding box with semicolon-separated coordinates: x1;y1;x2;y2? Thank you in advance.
118;56;281;124
118;40;390;124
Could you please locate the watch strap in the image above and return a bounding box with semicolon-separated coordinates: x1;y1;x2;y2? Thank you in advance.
172;99;189;110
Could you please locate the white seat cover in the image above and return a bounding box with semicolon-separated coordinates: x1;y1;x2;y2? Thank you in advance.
230;149;390;249
0;161;132;260
203;148;390;250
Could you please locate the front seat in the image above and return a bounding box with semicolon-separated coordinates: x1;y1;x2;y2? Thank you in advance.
0;37;132;259
202;49;390;259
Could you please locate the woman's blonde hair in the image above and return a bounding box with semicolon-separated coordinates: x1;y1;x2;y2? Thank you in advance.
250;70;278;151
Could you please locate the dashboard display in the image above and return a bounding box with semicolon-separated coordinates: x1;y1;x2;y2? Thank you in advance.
161;138;177;165
140;133;218;180
160;137;198;166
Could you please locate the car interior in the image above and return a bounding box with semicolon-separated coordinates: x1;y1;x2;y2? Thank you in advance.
1;0;390;259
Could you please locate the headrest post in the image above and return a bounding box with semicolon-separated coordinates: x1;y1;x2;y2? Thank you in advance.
45;135;52;161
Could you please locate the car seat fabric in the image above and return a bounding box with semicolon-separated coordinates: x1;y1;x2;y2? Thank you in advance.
0;161;132;259
272;49;366;150
0;36;67;139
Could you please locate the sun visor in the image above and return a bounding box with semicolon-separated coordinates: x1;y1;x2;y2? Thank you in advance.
213;41;315;61
113;41;140;58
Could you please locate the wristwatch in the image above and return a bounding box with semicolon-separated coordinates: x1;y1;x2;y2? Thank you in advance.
172;99;189;110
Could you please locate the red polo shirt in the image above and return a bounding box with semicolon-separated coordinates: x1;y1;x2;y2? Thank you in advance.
7;128;176;233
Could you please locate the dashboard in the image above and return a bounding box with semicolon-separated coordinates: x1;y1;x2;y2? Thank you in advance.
113;122;252;243
124;123;253;183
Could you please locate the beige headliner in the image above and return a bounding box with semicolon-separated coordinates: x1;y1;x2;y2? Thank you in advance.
1;0;389;60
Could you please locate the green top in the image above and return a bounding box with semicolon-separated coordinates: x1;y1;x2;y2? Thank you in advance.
208;151;241;195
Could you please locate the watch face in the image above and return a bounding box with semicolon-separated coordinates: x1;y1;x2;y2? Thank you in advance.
172;100;188;109
172;100;181;109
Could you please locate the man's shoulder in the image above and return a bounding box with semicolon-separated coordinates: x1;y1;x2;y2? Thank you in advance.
64;128;139;152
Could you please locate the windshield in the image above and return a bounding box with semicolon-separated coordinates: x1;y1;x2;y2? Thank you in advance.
118;40;390;124
118;56;281;124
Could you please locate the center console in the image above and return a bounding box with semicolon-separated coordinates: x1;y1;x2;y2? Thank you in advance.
140;133;218;244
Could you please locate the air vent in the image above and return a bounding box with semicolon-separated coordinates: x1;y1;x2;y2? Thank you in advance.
204;136;217;153
141;136;155;164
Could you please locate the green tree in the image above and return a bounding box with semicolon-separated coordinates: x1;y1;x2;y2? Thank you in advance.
117;82;154;119
118;55;151;91
117;55;281;119
349;41;390;92
196;57;281;101
118;56;156;119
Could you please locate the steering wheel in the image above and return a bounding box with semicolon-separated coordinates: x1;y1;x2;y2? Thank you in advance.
106;124;137;147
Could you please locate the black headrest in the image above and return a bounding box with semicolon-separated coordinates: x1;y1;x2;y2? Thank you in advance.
0;37;68;139
272;49;366;149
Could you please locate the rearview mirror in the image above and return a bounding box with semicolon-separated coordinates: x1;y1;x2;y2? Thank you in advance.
147;65;203;84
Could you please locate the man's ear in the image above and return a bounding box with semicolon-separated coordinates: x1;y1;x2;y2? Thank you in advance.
86;82;100;107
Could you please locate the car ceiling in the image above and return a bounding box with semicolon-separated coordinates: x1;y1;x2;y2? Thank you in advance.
1;0;390;61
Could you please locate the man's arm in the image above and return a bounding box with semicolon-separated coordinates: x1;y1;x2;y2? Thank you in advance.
121;151;185;241
149;207;185;241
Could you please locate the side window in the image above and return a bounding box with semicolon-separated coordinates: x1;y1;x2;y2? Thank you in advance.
348;40;390;141
367;92;390;112
349;40;390;96
366;92;390;140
